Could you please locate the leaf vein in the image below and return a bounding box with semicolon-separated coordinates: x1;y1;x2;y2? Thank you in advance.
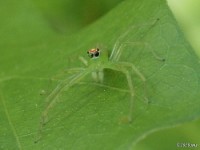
0;89;23;150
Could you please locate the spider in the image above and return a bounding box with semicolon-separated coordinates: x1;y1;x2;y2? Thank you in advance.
35;18;164;143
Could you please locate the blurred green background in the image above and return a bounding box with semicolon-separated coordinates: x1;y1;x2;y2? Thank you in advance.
33;0;200;57
33;0;123;34
168;0;200;57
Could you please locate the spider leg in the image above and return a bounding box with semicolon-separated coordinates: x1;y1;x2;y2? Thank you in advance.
78;81;130;93
35;70;89;143
40;69;85;107
105;63;135;122
43;71;89;123
118;68;135;122
91;71;98;82
52;68;85;81
110;42;143;62
79;55;104;83
111;41;165;62
79;56;88;66
62;68;86;73
117;61;148;104
91;69;104;83
97;69;104;83
124;69;135;122
110;18;160;60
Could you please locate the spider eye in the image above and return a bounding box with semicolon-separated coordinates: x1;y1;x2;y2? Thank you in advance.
87;48;100;58
94;51;99;57
89;53;94;58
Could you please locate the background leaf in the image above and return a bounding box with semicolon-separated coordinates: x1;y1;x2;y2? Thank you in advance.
0;0;200;150
168;0;200;57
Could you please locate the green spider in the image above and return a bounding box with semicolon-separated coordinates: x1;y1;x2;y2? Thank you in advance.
35;18;164;143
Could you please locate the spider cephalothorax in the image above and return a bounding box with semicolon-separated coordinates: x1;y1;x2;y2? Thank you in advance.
87;48;100;58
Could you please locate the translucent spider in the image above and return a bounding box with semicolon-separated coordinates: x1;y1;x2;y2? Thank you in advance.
35;18;164;143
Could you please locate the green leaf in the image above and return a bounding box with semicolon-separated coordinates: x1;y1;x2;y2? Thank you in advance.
134;119;200;150
0;0;200;150
168;0;200;57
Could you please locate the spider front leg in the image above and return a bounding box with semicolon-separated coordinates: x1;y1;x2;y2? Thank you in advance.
79;55;104;83
110;41;165;62
110;18;161;61
79;56;88;66
91;69;104;83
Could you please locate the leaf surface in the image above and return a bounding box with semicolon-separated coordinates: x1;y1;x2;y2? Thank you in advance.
0;0;200;150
